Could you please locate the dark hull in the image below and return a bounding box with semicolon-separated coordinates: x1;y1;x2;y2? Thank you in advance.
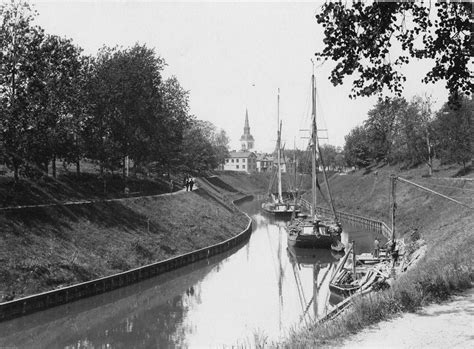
261;207;300;218
287;233;337;249
261;202;301;218
329;283;358;298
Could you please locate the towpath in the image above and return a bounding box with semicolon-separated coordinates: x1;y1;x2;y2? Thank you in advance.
334;288;474;349
0;180;199;211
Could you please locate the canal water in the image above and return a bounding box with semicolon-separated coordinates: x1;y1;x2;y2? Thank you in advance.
0;198;382;348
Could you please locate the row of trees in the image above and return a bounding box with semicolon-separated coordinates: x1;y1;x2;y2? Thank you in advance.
344;96;473;170
0;1;229;181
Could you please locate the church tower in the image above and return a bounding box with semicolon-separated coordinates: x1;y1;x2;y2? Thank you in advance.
240;109;255;150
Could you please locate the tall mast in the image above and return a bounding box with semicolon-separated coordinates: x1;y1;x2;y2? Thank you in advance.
277;89;283;203
311;74;318;218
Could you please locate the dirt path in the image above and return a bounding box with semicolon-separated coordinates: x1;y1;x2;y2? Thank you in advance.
0;181;199;211
334;288;474;349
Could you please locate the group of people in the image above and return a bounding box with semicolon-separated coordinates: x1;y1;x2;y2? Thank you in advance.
184;177;195;191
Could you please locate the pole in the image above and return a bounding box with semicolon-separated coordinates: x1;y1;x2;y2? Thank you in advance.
311;74;317;218
426;131;432;176
276;89;283;203
397;176;472;209
352;240;356;280
318;144;338;223
390;175;397;242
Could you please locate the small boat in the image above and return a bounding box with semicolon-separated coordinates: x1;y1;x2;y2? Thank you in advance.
287;217;344;250
261;89;301;218
329;243;391;298
285;73;344;251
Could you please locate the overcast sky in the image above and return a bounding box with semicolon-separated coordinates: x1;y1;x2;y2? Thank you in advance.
32;0;449;152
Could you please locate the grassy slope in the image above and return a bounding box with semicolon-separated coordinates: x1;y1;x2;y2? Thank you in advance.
0;178;249;298
281;163;474;347
0;173;171;208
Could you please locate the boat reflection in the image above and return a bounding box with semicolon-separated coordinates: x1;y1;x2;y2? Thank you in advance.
286;246;343;324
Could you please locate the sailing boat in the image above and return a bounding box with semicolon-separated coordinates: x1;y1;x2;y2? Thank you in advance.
286;74;344;251
261;89;301;217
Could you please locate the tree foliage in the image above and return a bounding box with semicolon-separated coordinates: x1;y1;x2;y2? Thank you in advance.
431;97;473;168
344;125;371;168
0;0;44;179
364;97;407;162
315;2;472;99
0;1;224;181
343;95;472;169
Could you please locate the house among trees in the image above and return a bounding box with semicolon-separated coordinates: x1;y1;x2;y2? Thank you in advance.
256;153;273;172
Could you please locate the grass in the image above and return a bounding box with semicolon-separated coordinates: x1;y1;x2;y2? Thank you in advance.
276;162;474;348
0;173;250;299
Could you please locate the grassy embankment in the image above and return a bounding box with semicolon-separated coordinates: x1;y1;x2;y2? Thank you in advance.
0;171;268;299
280;163;473;347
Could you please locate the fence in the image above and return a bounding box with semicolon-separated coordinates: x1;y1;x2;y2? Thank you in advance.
300;199;392;239
0;196;254;322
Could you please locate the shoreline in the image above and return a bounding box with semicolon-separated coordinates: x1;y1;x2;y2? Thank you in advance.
0;192;254;321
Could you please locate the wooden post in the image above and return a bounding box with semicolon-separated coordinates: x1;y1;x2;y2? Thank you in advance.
352;240;356;280
426;131;432;176
390;175;397;242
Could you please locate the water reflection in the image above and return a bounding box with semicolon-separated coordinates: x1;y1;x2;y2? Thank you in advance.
286;246;343;325
0;199;379;348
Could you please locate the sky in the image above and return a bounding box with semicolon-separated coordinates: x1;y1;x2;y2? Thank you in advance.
31;0;449;153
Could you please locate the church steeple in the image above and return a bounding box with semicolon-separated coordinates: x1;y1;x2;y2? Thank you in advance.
240;108;254;150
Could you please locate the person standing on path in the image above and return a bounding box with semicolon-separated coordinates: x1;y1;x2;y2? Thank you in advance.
189;178;194;191
169;180;174;193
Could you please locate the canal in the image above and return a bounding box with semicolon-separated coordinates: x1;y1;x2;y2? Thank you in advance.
0;198;382;348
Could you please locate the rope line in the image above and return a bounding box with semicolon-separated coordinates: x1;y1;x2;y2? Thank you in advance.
415;181;474;192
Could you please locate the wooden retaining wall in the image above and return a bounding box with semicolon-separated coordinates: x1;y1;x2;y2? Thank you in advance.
0;196;254;322
300;199;392;239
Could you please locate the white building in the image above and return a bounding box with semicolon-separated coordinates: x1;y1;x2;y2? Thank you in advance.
223;151;257;173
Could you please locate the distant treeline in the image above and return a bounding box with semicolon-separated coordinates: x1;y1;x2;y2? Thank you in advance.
0;1;229;181
344;95;473;170
282;95;472;174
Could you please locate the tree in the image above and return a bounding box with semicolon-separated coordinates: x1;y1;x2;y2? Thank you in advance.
393;96;432;167
364;97;407;163
0;0;44;180
432;97;473;169
25;34;84;177
154;76;191;173
180;119;218;173
344;125;371;168
84;44;166;176
212;129;230;169
319;144;337;170
334;152;345;171
315;2;472;100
